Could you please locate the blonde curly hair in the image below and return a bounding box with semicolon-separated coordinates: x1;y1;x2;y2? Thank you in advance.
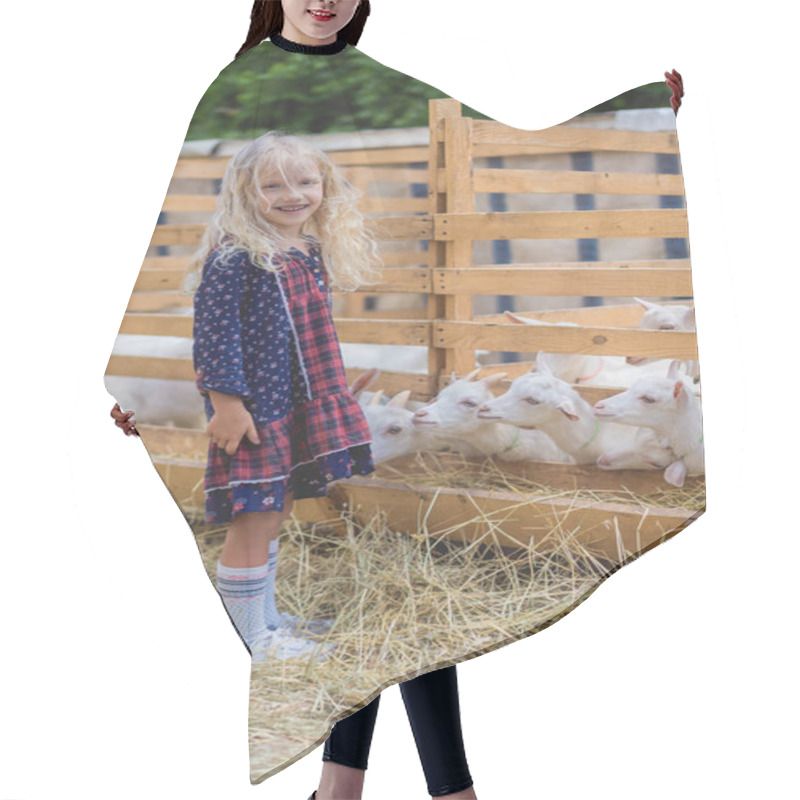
184;131;383;293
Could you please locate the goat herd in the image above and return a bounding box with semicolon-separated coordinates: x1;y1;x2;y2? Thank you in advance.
107;298;703;488
355;296;702;488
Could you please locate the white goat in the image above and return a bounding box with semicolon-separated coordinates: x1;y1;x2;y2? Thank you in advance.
476;355;674;469
359;389;432;464
626;297;699;381
412;369;571;463
503;305;699;390
593;360;704;487
105;334;206;429
347;370;431;464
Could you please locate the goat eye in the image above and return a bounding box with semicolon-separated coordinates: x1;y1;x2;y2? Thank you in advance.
463;400;477;407
525;397;540;405
387;426;402;435
641;395;656;403
659;325;676;330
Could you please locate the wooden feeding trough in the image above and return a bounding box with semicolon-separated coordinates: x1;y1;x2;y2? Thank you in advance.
113;97;704;563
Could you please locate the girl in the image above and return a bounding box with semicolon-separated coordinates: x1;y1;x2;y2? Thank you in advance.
238;12;476;800
187;129;383;661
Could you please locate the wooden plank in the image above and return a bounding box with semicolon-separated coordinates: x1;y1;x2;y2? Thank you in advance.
336;319;431;346
469;121;679;154
349;267;430;293
150;224;207;247
344;166;372;319
469;168;685;196
328;478;699;560
120;313;193;337
368;215;432;241
374;452;704;495
427;99;463;383
140;426;208;459
135;263;429;294
470;258;691;271
133;270;187;291
126;293;192;312
151;457;207;510
292;497;350;533
361;197;429;214
443;115;477;376
329;146;430;166
345;166;430;185
140;251;428;273
149;215;433;248
436;209;689;240
148;454;699;559
161;195;218;212
435;321;698;359
343;308;426;320
118;313;432;345
476;299;693;327
171;158;230;180
142;256;191;270
433;267;693;297
106;355;195;381
343;369;435;400
377;249;431;268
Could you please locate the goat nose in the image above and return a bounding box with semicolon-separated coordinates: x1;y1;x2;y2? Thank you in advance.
414;409;428;418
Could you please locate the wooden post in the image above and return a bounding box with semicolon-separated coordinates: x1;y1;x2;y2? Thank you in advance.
428;99;476;387
344;166;370;319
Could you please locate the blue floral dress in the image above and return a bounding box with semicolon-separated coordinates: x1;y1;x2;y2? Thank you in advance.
192;236;375;523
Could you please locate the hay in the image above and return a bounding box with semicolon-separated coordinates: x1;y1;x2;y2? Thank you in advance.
194;510;616;780
189;451;704;781
376;450;706;511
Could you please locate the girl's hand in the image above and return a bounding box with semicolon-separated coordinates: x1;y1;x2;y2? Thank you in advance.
207;391;260;456
665;69;683;114
110;403;139;436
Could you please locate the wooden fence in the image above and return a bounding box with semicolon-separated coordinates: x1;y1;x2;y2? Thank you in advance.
108;99;701;559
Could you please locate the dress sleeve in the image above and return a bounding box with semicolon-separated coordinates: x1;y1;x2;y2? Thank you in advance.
192;249;252;398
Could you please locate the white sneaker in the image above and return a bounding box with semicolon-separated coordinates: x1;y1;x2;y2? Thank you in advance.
251;627;336;663
277;611;335;637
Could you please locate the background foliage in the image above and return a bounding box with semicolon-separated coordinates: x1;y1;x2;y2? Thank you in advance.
187;45;671;141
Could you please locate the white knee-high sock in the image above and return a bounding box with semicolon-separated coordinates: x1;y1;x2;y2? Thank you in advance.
262;538;282;628
216;560;271;651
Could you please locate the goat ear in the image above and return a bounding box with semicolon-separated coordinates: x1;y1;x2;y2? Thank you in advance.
667;359;683;380
348;368;380;396
533;351;554;375
369;389;385;406
683;306;696;328
386;389;411;408
504;310;526;325
664;459;687;488
634;297;658;311
482;372;508;387
673;380;693;409
556;398;580;422
449;370;457;385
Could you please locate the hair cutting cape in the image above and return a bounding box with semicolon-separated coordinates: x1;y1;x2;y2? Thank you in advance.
105;33;704;783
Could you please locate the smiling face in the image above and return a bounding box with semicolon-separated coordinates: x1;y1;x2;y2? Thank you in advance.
256;162;324;240
280;0;362;45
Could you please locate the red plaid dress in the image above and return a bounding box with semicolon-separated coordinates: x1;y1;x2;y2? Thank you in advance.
193;239;374;522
